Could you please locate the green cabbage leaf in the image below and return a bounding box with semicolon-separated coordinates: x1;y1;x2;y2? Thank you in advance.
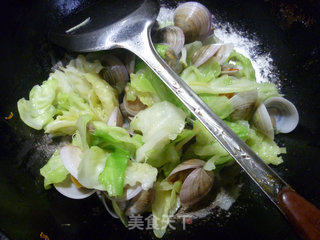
40;149;69;189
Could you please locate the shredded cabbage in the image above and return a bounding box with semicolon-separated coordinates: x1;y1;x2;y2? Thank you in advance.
226;51;256;81
40;150;69;189
190;120;284;165
190;120;249;164
124;161;158;190
91;121;143;157
185;75;257;94
152;180;181;238
199;94;233;119
257;82;282;101
98;148;130;197
247;128;285;165
131;101;186;163
18;55;118;136
77;146;107;191
18;77;57;130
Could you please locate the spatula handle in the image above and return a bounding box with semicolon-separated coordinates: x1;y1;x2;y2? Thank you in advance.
278;188;320;240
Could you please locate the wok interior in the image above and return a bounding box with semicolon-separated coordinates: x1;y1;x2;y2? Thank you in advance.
0;0;320;239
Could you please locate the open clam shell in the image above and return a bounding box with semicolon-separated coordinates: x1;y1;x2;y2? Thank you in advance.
107;106;123;127
191;44;221;67
125;189;154;216
252;102;275;140
252;97;299;139
97;191;119;219
60;145;82;179
174;2;212;43
54;175;95;200
191;43;233;67
215;43;234;64
230;90;258;121
264;97;299;133
117;184;143;202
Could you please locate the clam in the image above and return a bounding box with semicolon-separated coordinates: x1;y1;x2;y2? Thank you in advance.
179;41;203;67
191;43;234;67
252;102;274;139
229;90;258;121
167;159;205;182
107;106;123;127
120;96;147;117
121;118;131;130
60;145;82;178
265;97;299;133
167;159;214;206
252;97;299;139
60;145;105;191
180;167;214;206
118;51;135;74
97;191;119;219
117;184;143;202
174;2;212;43
154;26;185;55
215;43;234;65
191;44;221;67
99;54;129;94
57;145;97;199
125;189;154;215
164;47;183;74
116;199;128;212
54;175;95;199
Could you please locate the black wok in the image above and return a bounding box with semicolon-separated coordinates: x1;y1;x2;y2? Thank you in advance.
0;0;320;239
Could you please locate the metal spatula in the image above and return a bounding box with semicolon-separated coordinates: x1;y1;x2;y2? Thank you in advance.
50;0;320;239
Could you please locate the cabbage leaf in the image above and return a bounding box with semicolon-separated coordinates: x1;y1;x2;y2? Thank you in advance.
18;55;118;136
226;51;256;81
91;121;143;157
247;128;285;165
152;180;181;238
199;94;233;119
185;75;257;94
98;148;130;197
17;77;57;130
77;146;107;190
131;101;186;163
40;149;69;189
257;82;281;101
191;120;284;165
124;161;158;190
191;120;249;164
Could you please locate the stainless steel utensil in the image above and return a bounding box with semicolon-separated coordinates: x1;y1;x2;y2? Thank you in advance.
50;1;320;239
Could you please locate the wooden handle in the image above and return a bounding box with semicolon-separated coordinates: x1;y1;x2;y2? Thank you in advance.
278;188;320;240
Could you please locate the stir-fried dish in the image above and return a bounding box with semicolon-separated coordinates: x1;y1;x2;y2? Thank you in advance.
17;2;299;238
